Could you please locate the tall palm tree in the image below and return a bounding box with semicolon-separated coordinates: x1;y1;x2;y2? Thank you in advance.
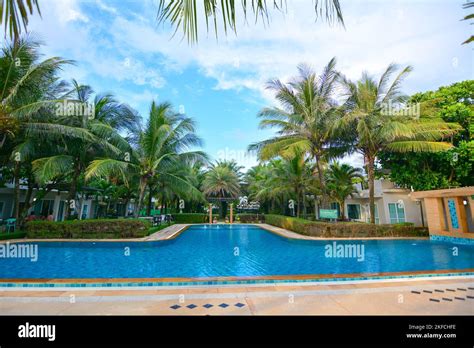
0;0;40;42
202;161;241;218
325;162;363;219
86;101;207;217
337;64;460;223
0;36;70;149
249;58;352;207
0;36;70;219
31;80;135;219
157;0;343;43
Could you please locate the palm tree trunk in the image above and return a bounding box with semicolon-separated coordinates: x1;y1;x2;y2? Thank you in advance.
340;199;345;220
134;177;148;218
295;188;300;218
13;161;20;220
146;186;153;216
315;154;328;208
19;181;34;224
367;155;376;224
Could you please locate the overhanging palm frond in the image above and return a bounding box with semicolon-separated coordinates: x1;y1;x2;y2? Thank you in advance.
0;0;41;41
85;158;135;185
157;0;344;43
32;155;74;184
386;141;453;153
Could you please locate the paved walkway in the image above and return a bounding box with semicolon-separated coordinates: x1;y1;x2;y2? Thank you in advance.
1;278;472;315
144;224;188;241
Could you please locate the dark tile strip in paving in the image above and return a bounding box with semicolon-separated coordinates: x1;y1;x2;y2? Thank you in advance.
429;298;440;302
442;298;453;302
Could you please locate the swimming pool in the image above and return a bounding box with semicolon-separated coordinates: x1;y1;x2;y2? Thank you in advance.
0;225;473;282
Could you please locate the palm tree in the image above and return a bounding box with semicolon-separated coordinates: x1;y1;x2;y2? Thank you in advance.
202;162;241;218
325;162;363;219
0;0;40;42
247;156;318;217
86;101;207;217
0;36;70;219
31;80;135;219
157;0;343;43
249;59;352;207
337;64;460;223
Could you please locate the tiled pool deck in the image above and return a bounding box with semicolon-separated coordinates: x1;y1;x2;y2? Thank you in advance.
1;277;473;315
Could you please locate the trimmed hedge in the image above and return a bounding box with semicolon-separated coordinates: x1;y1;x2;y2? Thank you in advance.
0;231;26;240
265;214;429;238
236;214;265;223
172;213;208;223
25;219;151;239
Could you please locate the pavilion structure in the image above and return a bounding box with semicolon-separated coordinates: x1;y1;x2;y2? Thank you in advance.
206;197;237;224
411;186;474;243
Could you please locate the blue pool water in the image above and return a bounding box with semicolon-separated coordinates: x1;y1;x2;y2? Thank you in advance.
0;225;473;279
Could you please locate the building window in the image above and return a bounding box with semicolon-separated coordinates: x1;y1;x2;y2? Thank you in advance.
0;201;4;218
81;204;89;220
365;204;380;224
388;203;406;223
40;200;54;217
347;204;361;220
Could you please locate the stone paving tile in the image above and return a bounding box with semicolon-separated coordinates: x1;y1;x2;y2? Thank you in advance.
248;294;351;315
1;279;473;315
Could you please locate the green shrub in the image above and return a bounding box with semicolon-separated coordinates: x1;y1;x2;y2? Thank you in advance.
25;219;151;239
172;213;208;223
0;231;27;240
236;213;265;223
265;214;428;238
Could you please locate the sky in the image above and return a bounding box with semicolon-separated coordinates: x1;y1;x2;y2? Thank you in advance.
27;0;473;170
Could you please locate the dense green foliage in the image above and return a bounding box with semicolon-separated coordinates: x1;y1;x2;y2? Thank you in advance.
0;231;26;240
25;219;151;239
236;214;264;223
265;214;428;238
379;81;474;190
172;213;208;223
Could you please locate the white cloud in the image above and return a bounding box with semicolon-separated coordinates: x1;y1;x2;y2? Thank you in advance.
55;0;89;23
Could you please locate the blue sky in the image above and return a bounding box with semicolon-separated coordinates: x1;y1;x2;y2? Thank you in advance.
28;0;473;169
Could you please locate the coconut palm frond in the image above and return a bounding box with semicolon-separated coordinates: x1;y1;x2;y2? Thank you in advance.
32;155;74;184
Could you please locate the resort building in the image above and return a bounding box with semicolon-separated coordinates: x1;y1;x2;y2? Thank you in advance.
0;181;135;221
343;179;426;226
411;187;474;244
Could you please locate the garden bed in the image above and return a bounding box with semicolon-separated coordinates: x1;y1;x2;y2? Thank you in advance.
264;214;429;238
24;219;151;239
